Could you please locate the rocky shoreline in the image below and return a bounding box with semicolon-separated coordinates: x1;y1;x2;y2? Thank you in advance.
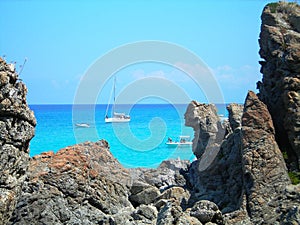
1;2;300;225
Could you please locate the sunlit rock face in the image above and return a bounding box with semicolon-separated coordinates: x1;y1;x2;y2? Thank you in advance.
258;1;300;170
242;91;291;224
184;100;225;159
0;57;36;224
184;91;297;224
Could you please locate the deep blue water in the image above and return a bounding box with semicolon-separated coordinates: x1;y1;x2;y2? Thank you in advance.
29;104;227;168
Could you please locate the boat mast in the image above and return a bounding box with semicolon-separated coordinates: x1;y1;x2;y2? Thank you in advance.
104;76;115;119
113;76;116;114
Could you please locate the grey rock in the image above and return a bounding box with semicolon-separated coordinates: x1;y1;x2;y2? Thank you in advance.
184;101;226;159
129;159;190;191
131;204;158;222
9;141;133;224
129;181;160;207
190;200;223;224
226;103;243;131
185;102;244;214
157;202;201;225
258;1;300;170
158;186;190;208
0;57;36;224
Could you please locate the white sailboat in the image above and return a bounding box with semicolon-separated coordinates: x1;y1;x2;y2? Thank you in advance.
105;76;130;123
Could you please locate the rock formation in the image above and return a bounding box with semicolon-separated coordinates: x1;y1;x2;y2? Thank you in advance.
258;1;300;170
242;91;291;224
1;2;300;225
184;101;226;159
185;101;244;215
10;141;134;224
9;140;203;225
185;91;299;224
0;58;36;224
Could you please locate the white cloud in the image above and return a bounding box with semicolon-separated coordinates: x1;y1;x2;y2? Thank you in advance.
213;64;260;87
131;69;167;80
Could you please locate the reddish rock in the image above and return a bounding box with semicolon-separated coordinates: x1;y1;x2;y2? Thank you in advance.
242;91;291;224
10;140;133;224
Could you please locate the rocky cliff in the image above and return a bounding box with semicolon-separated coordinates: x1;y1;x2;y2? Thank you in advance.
1;2;300;225
0;58;36;224
258;1;300;171
184;91;299;224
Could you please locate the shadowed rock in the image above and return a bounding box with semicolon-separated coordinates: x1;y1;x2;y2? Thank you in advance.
258;1;300;170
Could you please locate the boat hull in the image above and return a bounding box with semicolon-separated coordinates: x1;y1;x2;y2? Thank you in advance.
105;118;130;123
165;142;192;147
75;123;90;128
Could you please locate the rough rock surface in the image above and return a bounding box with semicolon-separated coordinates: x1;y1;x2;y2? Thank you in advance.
258;2;300;170
185;101;244;215
184;101;226;159
9;140;204;225
9;140;134;224
129;159;190;191
2;2;300;225
185;92;298;224
0;58;36;224
190;200;223;224
242;91;291;224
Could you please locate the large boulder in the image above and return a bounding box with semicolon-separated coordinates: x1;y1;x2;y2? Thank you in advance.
129;158;190;191
157;202;202;225
129;181;160;207
9;140;133;224
190;200;223;224
0;58;36;224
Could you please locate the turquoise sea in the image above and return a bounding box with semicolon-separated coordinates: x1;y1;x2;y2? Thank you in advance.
29;104;227;168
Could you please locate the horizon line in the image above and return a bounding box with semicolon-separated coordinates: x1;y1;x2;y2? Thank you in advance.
28;102;239;106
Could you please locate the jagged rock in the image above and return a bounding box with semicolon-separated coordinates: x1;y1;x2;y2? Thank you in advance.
129;181;160;207
129;159;189;191
131;204;158;223
157;202;201;225
258;1;300;170
226;104;243;131
242;91;291;224
190;200;223;224
185;102;244;214
184;101;225;159
2;3;300;225
0;57;36;224
9;141;133;224
272;184;300;225
158;186;190;207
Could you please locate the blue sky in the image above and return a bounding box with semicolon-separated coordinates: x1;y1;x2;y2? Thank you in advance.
0;0;279;104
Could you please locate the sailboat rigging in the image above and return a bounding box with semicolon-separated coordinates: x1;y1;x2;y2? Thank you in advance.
105;76;130;123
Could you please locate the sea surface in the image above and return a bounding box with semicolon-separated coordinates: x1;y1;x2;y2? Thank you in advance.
29;104;227;168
